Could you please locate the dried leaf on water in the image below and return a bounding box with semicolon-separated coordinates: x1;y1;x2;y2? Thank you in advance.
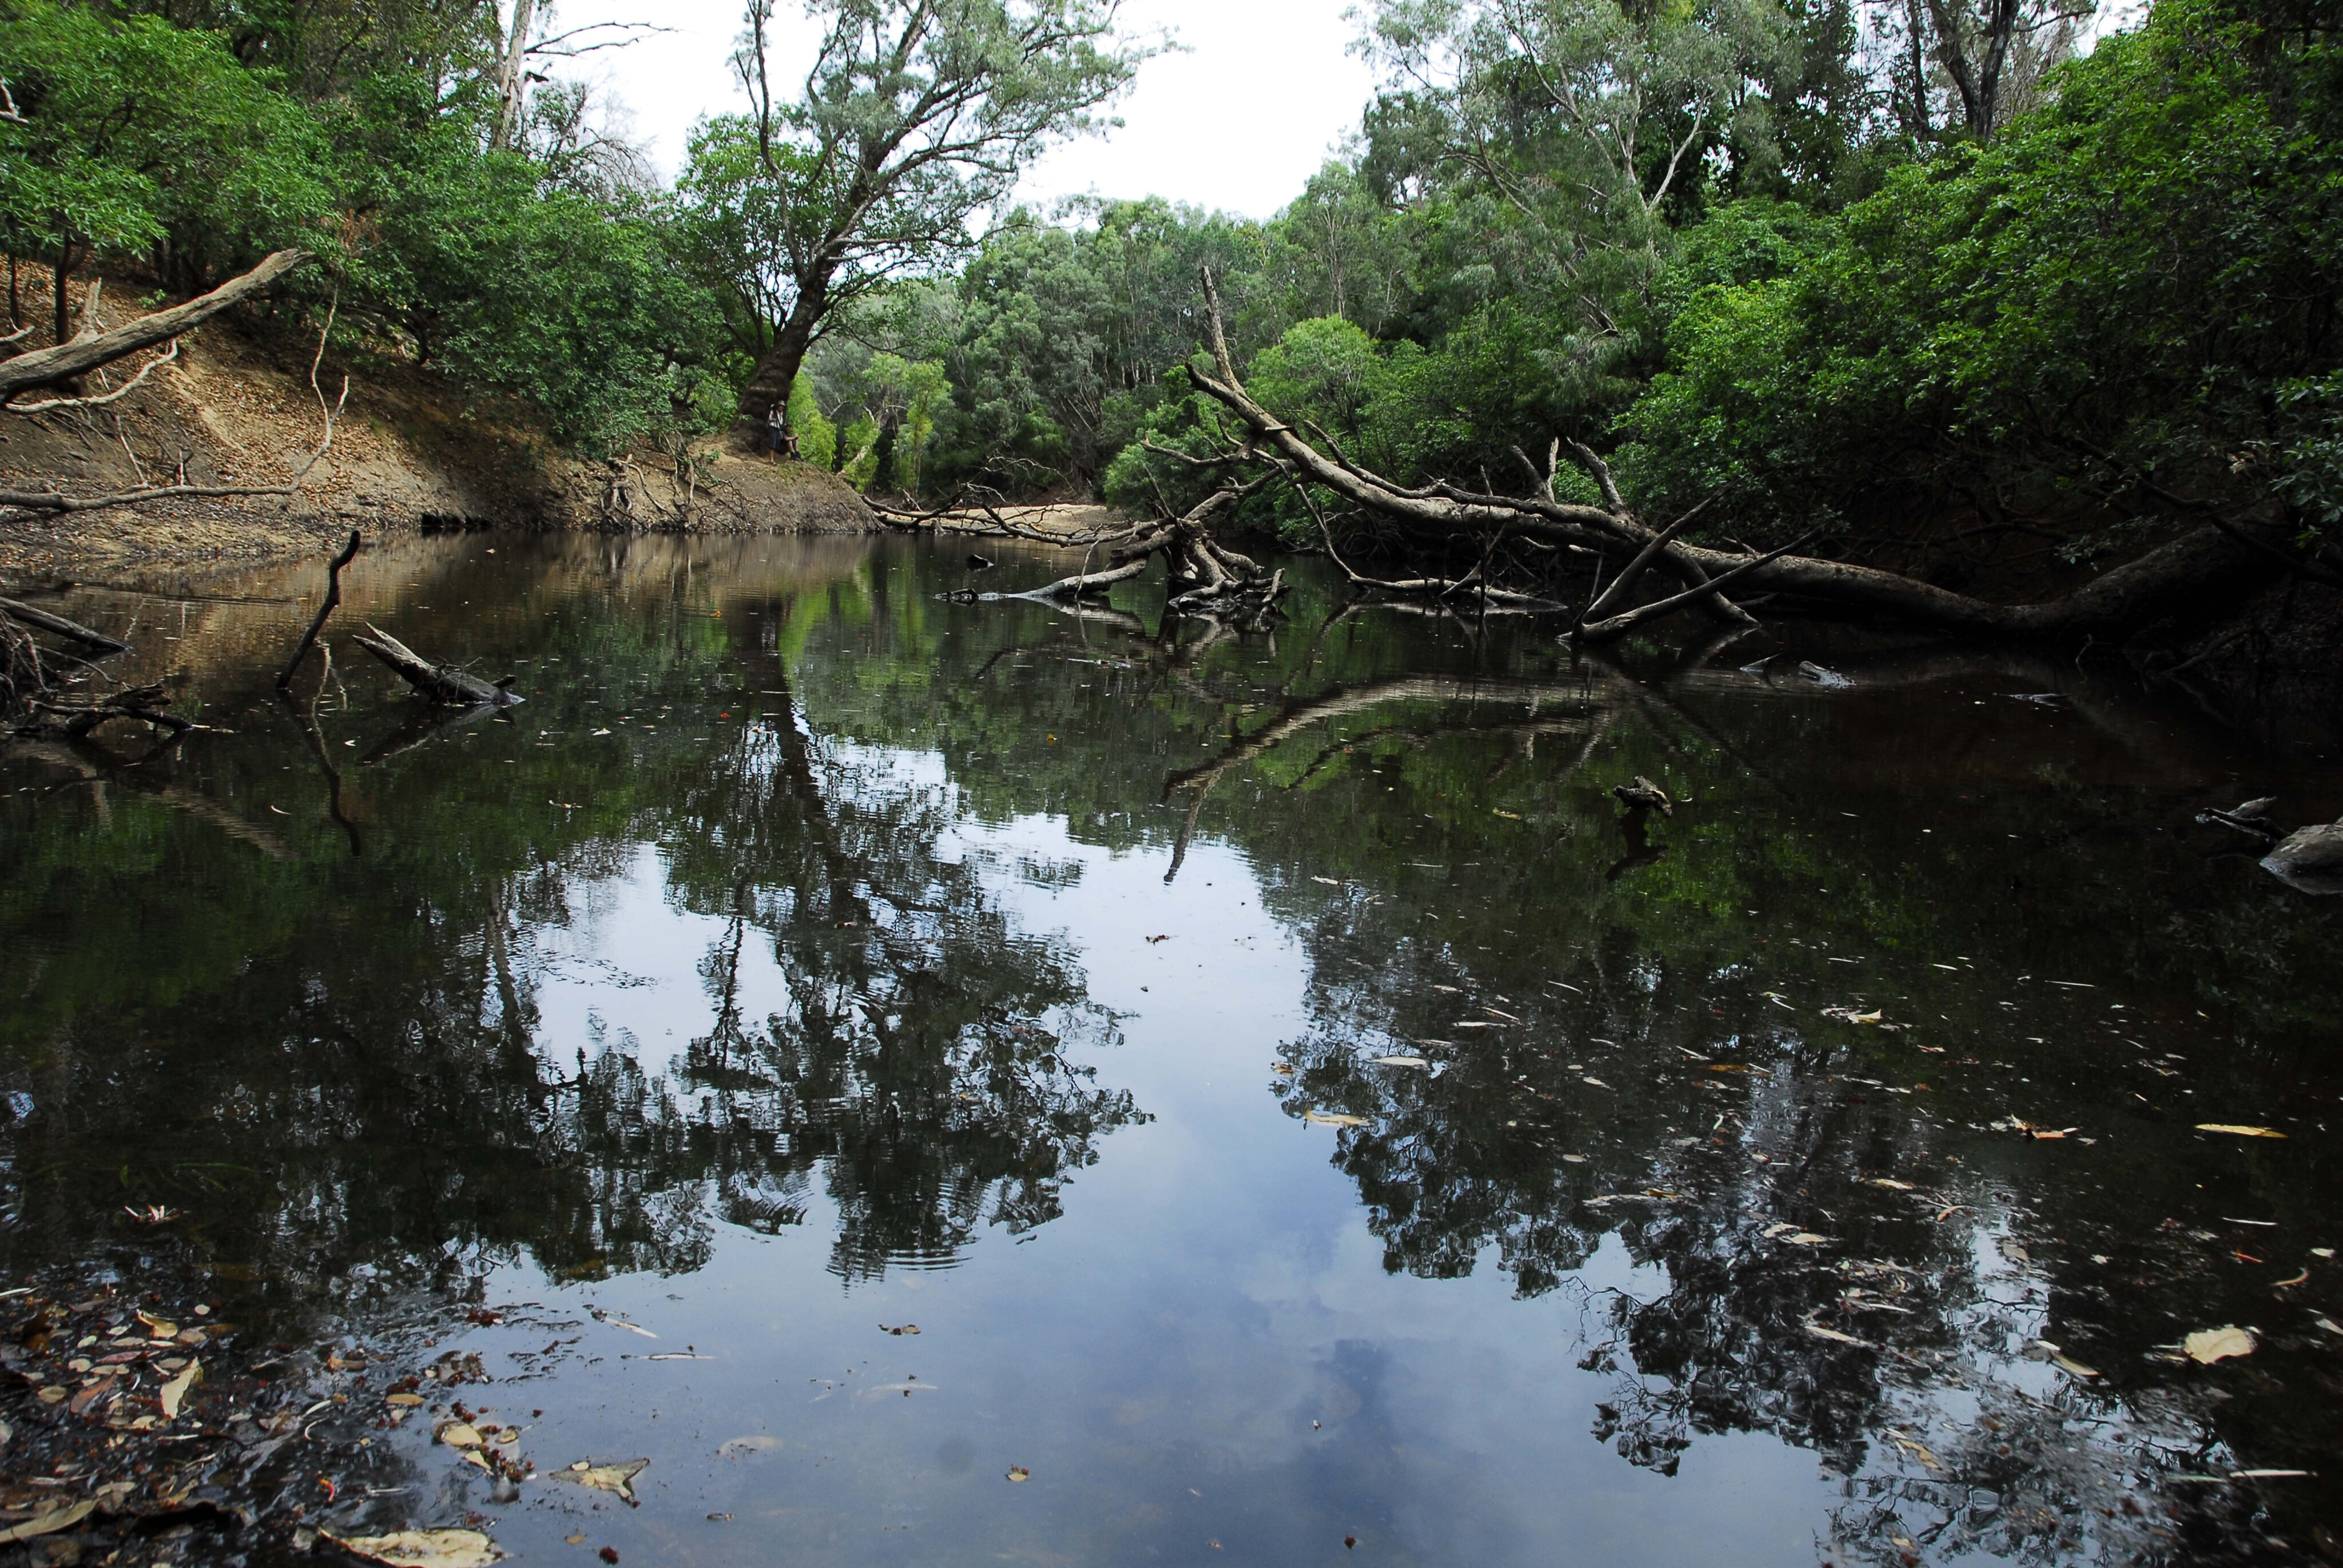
324;1529;505;1568
1884;1430;1941;1470
1006;1467;1030;1483
386;1392;424;1407
158;1358;200;1419
436;1423;485;1449
2053;1354;2101;1378
880;1324;920;1336
1371;1056;1429;1069
2182;1326;2257;1364
0;1501;96;1545
2197;1124;2287;1139
1304;1111;1369;1128
1868;1179;1916;1190
558;1459;648;1505
1804;1323;1874;1347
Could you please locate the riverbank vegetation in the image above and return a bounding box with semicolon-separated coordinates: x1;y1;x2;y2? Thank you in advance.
3;0;2339;642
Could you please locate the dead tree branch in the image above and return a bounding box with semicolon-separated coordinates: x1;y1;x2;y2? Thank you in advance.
1178;267;2276;641
0;250;310;404
276;530;362;690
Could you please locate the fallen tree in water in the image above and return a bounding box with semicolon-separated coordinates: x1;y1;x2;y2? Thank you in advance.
882;268;2300;646
351;624;523;708
1176;270;2292;641
871;477;1290;623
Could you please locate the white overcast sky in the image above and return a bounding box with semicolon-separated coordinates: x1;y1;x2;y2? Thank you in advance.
569;0;1378;219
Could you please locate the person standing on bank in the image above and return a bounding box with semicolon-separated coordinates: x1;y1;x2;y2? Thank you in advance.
764;400;788;460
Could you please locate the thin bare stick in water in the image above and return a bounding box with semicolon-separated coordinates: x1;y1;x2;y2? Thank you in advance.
276;530;362;690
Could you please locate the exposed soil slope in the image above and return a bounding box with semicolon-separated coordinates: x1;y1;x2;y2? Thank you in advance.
0;278;870;581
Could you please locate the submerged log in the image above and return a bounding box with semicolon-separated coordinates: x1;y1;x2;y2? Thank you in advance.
2261;821;2343;895
351;624;522;708
0;597;130;654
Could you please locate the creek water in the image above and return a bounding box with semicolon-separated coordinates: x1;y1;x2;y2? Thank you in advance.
2;532;2340;1566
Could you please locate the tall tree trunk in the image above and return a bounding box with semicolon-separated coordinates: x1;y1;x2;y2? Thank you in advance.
736;270;832;437
492;0;538;152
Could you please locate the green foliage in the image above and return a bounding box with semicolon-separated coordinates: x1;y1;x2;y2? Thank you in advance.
790;374;838;471
1621;0;2343;549
0;0;332;289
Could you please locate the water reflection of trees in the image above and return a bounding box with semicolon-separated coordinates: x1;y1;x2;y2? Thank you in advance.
1221;666;2341;1565
0;620;1138;1314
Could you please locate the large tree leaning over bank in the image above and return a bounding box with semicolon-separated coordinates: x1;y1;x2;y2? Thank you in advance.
688;0;1150;438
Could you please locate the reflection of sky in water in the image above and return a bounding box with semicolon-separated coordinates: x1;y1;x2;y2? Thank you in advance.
478;743;1836;1566
6;534;2337;1566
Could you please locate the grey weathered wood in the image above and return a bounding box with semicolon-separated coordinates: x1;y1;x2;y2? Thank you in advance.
0;596;128;653
351;624;522;708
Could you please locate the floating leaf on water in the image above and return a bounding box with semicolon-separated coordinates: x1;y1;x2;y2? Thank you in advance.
1005;1466;1032;1483
158;1359;200;1419
557;1459;648;1505
2197;1124;2286;1139
324;1529;505;1568
0;1501;96;1546
2054;1354;2100;1378
2182;1326;2256;1364
1560;1154;1587;1164
1785;1232;1830;1246
1804;1324;1872;1347
1581;1077;1611;1089
880;1324;920;1336
2317;1318;2343;1336
493;1428;521;1445
1304;1111;1370;1128
1762;1222;1796;1239
437;1422;485;1449
2273;1269;2309;1288
1491;809;1521;820
1884;1430;1941;1470
386;1392;424;1407
1371;1056;1429;1069
1868;1179;1915;1190
35;1386;66;1404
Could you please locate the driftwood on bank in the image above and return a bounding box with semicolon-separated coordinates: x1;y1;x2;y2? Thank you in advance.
350;624;522;708
0;251;339;520
0;250;311;405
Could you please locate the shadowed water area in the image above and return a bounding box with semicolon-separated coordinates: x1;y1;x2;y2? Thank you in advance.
2;534;2340;1566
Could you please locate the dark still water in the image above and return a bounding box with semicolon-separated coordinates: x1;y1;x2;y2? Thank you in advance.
3;534;2340;1566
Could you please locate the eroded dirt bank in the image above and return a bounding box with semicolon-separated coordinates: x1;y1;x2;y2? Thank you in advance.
0;285;872;583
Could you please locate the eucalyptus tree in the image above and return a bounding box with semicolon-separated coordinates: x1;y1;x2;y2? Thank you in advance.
681;0;1154;444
